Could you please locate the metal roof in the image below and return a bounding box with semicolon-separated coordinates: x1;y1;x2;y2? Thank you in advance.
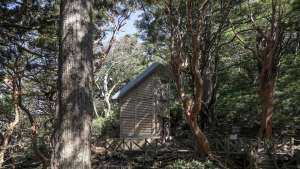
111;62;161;100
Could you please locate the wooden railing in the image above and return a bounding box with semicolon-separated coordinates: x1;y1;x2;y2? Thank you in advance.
94;136;298;155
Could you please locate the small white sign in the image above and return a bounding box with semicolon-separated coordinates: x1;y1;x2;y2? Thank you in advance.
230;134;238;140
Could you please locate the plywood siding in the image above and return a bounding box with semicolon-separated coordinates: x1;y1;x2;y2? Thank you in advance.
120;73;159;138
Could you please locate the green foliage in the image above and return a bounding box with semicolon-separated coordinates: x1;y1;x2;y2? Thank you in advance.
110;151;128;161
166;160;219;169
95;36;147;86
214;0;300;132
92;112;119;137
215;47;259;127
273;53;300;128
0;94;12;115
216;49;300;131
0;0;299;167
291;0;300;11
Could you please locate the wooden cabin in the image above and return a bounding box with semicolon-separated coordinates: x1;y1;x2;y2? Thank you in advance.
112;63;170;138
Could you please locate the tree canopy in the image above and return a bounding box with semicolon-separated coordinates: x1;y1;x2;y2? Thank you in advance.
0;0;299;168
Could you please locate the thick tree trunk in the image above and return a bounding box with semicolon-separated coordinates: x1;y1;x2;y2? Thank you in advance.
183;96;209;156
254;0;283;139
189;118;210;156
257;70;274;138
257;48;276;138
172;61;210;156
257;35;277;139
187;0;210;156
185;108;210;156
51;0;94;168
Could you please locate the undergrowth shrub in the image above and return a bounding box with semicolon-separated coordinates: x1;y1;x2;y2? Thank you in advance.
166;160;219;169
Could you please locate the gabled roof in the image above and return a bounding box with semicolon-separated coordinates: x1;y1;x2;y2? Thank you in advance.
112;62;161;100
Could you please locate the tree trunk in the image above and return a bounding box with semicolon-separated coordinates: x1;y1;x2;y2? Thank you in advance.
167;0;210;156
257;68;274;138
103;73;111;117
183;96;209;156
19;101;48;169
0;78;20;168
257;46;276;138
254;0;283;139
186;109;210;156
188;118;210;156
201;56;216;129
102;66;118;117
51;0;94;168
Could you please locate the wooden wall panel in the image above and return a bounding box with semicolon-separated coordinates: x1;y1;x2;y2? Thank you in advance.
119;72;164;138
120;73;166;138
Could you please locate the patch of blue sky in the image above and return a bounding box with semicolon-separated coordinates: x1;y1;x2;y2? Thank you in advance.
117;10;143;37
2;0;50;9
103;10;143;45
3;1;21;9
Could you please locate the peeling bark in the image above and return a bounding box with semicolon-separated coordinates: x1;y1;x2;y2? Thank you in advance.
183;97;209;156
257;78;274;138
255;0;284;139
257;53;276;138
166;0;210;156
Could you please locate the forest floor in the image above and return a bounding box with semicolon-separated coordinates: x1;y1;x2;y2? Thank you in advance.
90;135;300;169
